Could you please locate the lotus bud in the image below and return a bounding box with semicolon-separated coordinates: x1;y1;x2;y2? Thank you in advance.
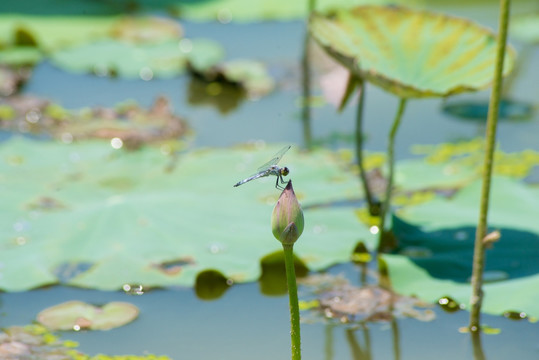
272;180;304;245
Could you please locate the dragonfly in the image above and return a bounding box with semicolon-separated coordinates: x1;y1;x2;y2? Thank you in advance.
234;145;291;190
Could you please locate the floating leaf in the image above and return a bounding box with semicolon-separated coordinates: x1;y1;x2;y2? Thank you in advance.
0;46;43;66
0;14;118;52
174;0;411;22
51;37;224;79
110;16;183;44
0;139;374;291
37;300;139;331
310;5;516;98
383;177;539;317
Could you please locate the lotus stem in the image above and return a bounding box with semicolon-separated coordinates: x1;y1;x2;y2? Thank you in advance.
301;1;314;150
378;98;407;252
469;0;511;331
283;243;302;360
355;81;379;216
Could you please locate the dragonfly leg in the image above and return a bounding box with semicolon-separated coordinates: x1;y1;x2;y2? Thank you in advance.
275;176;282;190
275;175;289;190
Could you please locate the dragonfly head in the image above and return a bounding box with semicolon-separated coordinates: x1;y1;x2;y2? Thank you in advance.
281;167;290;176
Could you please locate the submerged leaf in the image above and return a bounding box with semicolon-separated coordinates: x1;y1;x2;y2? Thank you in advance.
310;5;516;98
0;96;188;148
300;274;435;323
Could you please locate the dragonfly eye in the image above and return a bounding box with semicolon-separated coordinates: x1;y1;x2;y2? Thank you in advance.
281;167;290;176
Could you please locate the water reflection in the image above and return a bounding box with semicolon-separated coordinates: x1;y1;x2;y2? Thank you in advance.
194;270;230;300
345;325;372;360
187;76;246;114
471;331;486;360
323;320;401;360
258;250;308;296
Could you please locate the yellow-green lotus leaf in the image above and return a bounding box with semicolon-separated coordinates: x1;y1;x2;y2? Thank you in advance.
310;5;516;98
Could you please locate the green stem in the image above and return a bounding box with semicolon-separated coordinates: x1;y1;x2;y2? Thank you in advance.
301;15;313;150
469;0;510;332
377;98;407;252
283;244;301;360
355;82;379;216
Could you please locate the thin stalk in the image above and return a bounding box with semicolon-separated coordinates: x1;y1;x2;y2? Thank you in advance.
355;82;378;216
391;318;401;360
301;14;313;150
283;244;301;360
469;0;510;331
377;98;407;252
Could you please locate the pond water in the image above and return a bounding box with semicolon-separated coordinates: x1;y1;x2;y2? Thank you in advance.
1;1;539;359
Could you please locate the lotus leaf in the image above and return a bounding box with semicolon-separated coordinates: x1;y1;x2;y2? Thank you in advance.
0;47;42;66
0;15;118;52
37;300;139;331
510;13;539;44
0;139;376;291
383;177;539;317
51;38;224;79
310;5;516;98
174;0;409;22
110;16;183;44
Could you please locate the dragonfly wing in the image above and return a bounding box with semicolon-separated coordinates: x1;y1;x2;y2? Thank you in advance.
256;145;291;172
234;170;270;187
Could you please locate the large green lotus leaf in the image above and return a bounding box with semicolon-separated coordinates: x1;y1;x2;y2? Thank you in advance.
50;38;224;79
174;0;408;22
310;5;516;98
0;15;118;52
0;138;376;291
383;253;539;317
395;159;477;192
397;176;539;235
382;178;539;316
